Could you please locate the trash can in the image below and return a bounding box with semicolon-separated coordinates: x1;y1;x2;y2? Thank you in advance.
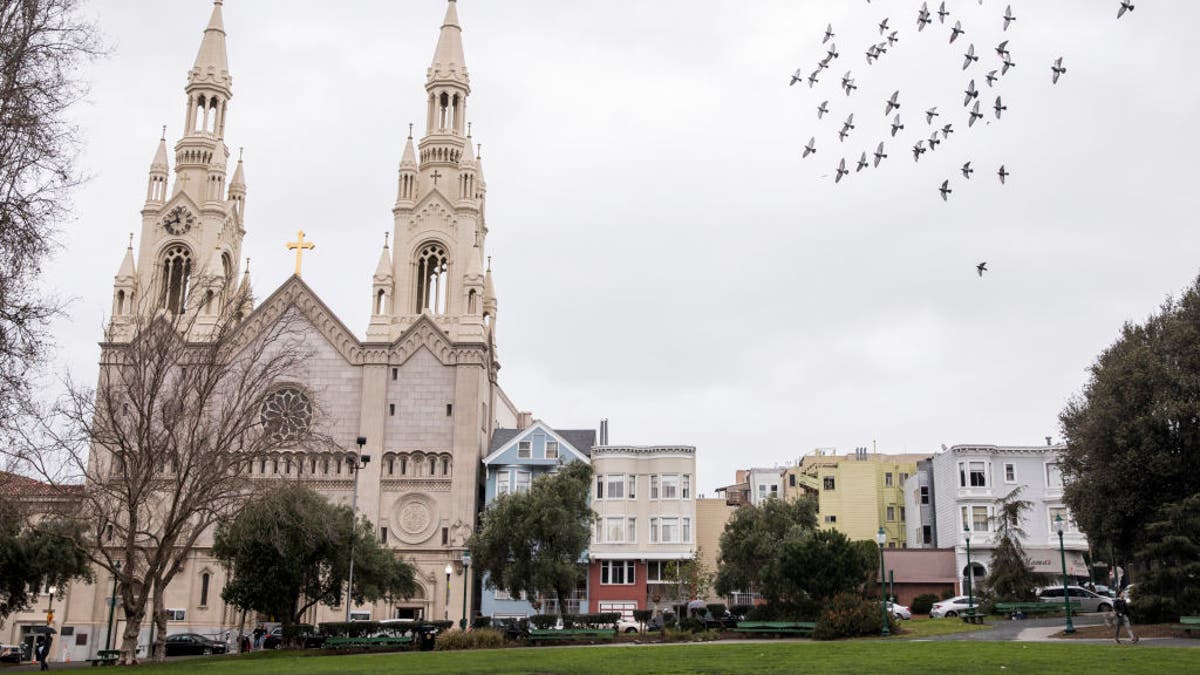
417;628;436;652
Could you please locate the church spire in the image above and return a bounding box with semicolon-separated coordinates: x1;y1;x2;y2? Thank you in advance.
190;1;231;94
145;127;169;204
428;0;468;88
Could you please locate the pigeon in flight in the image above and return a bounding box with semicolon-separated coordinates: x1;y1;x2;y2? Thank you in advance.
816;58;829;72
1118;2;1134;19
1003;5;1016;31
790;68;804;86
998;165;1009;184
918;3;932;31
879;17;890;35
803;137;816;158
950;20;965;44
824;23;835;43
817;100;829;119
885;90;901;115
1052;57;1067;84
891;114;905;137
968;101;984;127
838;113;855;141
835;158;849;183
873;142;888;168
941;123;954;138
887;30;899;46
826;43;840;61
808;70;821;87
994;96;1007;119
939;179;953;201
866;45;880;65
976;262;988;277
938;2;950;24
986;70;999;87
913;140;927;162
928;131;942;151
925;107;940;124
961;161;974;179
962;44;979;70
1002;56;1016;75
995;40;1010;58
842;71;858;95
963;80;979;107
856;152;869;172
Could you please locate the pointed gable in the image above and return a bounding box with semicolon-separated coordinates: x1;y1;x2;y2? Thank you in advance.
483;421;593;466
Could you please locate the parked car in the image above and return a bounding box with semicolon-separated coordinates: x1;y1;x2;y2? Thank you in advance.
615;618;640;634
163;633;228;656
263;624;326;649
887;602;912;620
1083;583;1116;598
1036;586;1113;613
0;644;24;664
929;595;978;618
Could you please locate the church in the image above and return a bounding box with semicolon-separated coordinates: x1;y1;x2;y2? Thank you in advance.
47;0;519;654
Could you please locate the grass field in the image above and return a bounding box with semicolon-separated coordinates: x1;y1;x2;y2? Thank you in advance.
128;640;1199;674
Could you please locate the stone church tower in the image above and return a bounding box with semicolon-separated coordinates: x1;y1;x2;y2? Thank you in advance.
81;0;518;639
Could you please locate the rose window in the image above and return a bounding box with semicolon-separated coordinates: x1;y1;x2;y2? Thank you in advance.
260;388;313;443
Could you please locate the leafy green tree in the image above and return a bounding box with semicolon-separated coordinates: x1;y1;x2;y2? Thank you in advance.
1130;494;1200;623
714;497;818;606
469;461;593;618
983;488;1044;602
0;495;92;625
1059;275;1200;562
778;528;877;603
213;485;417;635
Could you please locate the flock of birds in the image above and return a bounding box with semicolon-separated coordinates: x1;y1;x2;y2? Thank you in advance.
791;0;1138;277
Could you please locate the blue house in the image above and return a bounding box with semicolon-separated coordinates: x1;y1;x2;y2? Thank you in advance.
477;421;594;619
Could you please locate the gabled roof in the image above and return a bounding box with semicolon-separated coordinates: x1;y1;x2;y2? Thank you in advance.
483;421;594;465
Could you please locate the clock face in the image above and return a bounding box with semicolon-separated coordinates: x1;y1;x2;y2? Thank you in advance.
162;206;195;235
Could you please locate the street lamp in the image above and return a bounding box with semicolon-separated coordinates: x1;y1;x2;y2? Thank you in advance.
104;561;123;651
876;527;889;636
46;585;58;625
444;564;453;621
1055;514;1075;634
964;523;974;618
459;552;472;630
345;436;371;622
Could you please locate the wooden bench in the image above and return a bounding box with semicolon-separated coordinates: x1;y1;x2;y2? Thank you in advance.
529;628;614;643
324;636;413;649
960;610;987;624
88;650;121;666
733;621;816;636
1170;616;1200;634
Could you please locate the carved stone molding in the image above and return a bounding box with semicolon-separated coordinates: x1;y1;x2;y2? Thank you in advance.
381;479;451;492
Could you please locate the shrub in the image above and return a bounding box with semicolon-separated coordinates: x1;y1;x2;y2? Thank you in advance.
678;617;705;633
529;615;558;630
471;616;492;630
435;628;506;651
632;609;653;628
706;603;727;618
813;592;897;640
595;612;621;628
911;593;939;615
429;620;454;632
940;589;956;600
660;627;720;643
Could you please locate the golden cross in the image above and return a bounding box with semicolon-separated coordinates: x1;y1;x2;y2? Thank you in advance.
286;230;315;276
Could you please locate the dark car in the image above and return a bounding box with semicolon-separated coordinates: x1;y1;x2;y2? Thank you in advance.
702;611;740;630
163;633;227;656
263;625;326;649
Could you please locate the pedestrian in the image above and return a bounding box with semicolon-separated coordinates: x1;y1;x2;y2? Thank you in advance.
36;635;52;671
1113;595;1138;644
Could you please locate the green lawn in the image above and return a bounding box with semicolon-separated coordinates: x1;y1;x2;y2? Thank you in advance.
128;641;1198;674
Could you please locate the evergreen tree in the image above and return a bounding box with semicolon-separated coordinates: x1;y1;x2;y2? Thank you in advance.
1130;494;1200;622
983;488;1045;602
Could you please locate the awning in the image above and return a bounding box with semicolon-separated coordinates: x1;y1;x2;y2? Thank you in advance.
1025;549;1088;577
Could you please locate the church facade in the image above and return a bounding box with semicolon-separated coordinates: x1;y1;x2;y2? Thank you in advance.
19;1;519;659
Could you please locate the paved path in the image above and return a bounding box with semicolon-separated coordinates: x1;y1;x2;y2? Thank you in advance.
910;614;1200;648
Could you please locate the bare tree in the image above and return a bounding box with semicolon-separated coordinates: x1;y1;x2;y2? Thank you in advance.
0;0;103;423
11;281;324;663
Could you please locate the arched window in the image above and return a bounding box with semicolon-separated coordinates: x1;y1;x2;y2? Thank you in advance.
439;92;450;129
441;456;450;476
399;456;408;475
428;457;436;476
415;243;449;314
116;290;126;315
200;572;211;606
375;289;386;315
160;245;192;313
467;289;478;315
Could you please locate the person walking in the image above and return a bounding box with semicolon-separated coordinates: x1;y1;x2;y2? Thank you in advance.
1113;595;1138;644
36;635;52;671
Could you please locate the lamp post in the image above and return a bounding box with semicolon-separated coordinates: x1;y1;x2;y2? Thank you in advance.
45;585;57;625
104;561;123;651
345;436;371;622
459;552;472;630
1055;514;1075;634
444;564;453;621
964;523;974;617
876;527;889;636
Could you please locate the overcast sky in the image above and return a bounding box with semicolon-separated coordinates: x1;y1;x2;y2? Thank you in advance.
48;1;1200;494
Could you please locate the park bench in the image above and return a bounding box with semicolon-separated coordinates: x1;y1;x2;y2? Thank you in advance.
87;650;121;666
528;629;614;644
323;636;413;649
994;602;1071;618
732;621;816;636
960;610;986;624
1170;616;1200;635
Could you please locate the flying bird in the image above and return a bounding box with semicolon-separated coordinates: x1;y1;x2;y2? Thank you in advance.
1003;5;1016;31
995;40;1010;58
963;80;978;107
887;30;899;46
817;100;829;119
912;140;927;162
961;161;974;179
879;17;890;35
838;113;855;141
835;158;849;183
885;90;901;115
968;100;984;126
928;131;941;151
790;68;804;86
994;96;1007;119
891;114;905;137
941;123;954;139
803;137;816;158
873;142;888;167
1052;57;1067;84
1118;2;1134;19
998;165;1009;184
1001;57;1016;75
824;23;835;43
866;45;880;65
976;262;988;277
963;44;979;70
842;71;857;95
856;152;869;172
808;70;820;87
986;69;999;87
950;20;965;44
826;43;840;61
917;3;932;31
938;2;950;24
939;179;952;201
925;107;940;124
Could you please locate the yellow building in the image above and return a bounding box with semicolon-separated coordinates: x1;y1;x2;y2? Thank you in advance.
694;498;736;602
784;449;928;548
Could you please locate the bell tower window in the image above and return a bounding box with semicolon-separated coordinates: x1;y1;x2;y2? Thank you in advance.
160;245;192;313
415;243;449;314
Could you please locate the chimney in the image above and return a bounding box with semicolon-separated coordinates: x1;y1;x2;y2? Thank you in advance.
599;418;608;446
517;411;533;429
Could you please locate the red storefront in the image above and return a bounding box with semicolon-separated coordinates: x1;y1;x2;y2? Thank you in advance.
587;560;646;618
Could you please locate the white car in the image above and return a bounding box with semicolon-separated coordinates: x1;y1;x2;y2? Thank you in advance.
616;618;640;634
1036;586;1113;613
929;595;980;618
887;602;912;620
